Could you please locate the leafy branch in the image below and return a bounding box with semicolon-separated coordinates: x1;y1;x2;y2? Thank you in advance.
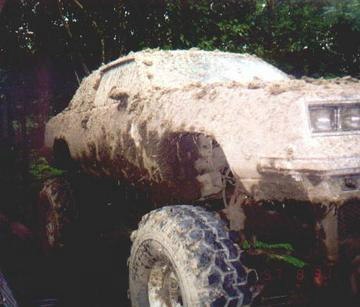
242;239;307;268
29;156;64;181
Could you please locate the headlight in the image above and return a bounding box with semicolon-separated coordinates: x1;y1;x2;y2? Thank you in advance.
309;106;337;132
340;106;360;131
309;103;360;133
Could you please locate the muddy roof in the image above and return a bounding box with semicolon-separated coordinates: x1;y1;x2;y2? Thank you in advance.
70;49;291;110
102;49;289;87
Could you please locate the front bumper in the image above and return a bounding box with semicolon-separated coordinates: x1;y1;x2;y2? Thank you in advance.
255;157;360;204
259;156;360;176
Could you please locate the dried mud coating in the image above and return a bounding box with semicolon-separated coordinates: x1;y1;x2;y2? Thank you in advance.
45;49;360;205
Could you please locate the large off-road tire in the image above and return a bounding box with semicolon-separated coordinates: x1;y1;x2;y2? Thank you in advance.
129;205;257;307
38;177;77;252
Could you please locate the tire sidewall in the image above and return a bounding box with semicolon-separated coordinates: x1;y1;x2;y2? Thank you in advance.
130;224;201;306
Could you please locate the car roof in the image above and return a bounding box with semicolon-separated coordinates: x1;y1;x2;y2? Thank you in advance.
90;49;290;107
100;49;289;86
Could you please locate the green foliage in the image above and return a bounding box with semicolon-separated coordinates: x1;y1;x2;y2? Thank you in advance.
29;156;64;181
242;240;294;252
268;254;307;268
324;0;360;30
1;0;360;77
241;239;307;268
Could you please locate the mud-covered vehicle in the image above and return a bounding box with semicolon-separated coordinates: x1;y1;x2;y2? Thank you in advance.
42;49;360;306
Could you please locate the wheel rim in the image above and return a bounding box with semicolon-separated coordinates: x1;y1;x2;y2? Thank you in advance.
148;260;184;307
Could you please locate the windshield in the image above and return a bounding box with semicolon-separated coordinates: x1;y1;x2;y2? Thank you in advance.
145;51;289;87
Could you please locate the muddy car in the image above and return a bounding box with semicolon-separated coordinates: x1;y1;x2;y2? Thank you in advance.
42;49;360;306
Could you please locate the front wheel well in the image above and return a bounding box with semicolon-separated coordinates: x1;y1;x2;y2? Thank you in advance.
53;138;74;170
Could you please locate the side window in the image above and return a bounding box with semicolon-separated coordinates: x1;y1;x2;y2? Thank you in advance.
67;73;98;111
94;60;140;106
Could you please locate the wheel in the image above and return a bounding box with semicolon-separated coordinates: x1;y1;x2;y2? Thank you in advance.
129;205;257;307
38;177;77;251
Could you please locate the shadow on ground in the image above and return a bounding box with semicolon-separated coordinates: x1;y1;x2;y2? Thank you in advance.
1;175;153;307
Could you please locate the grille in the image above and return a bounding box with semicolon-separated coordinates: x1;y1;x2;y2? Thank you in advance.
338;200;360;241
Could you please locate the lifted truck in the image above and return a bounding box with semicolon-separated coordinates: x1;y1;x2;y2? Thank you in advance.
41;49;360;306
